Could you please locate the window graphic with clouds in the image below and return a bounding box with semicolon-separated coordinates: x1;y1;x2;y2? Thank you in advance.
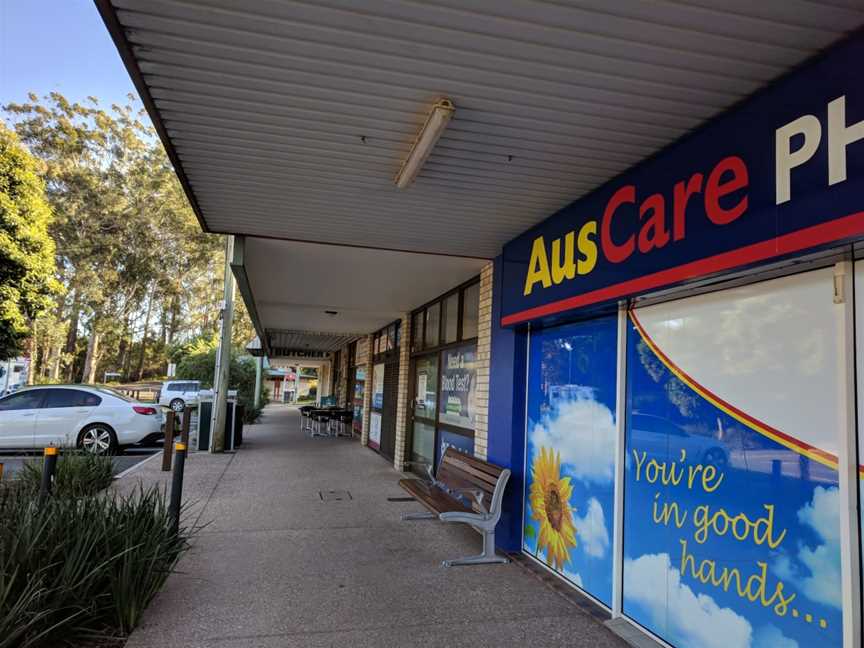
522;316;617;607
623;314;843;648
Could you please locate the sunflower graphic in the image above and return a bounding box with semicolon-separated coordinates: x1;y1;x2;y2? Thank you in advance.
529;447;577;570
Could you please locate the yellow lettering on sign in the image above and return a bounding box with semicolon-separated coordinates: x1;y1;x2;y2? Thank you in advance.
523;236;552;296
577;221;598;275
551;232;576;283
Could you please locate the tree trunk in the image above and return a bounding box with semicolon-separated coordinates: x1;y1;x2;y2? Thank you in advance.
116;315;130;378
27;320;37;385
82;321;100;384
167;296;179;345
49;342;62;381
64;290;81;382
135;288;155;381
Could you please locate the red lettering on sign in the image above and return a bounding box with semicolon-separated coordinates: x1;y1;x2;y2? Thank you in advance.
705;156;749;225
601;185;636;263
673;173;704;241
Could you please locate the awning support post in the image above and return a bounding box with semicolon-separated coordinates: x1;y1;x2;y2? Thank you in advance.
254;356;263;409
210;235;235;453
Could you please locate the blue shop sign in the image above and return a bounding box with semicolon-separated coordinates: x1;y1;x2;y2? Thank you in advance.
501;34;864;326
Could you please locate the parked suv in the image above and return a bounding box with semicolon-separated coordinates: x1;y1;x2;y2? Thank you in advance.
158;380;201;413
0;385;163;454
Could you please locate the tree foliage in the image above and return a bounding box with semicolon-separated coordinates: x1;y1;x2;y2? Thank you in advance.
3;93;254;381
0;123;61;359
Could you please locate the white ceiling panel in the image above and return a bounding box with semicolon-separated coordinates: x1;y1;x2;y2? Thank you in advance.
98;0;864;260
240;237;487;350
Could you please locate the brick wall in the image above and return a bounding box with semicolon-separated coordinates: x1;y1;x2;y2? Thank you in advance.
473;262;494;460
393;313;411;471
334;346;350;406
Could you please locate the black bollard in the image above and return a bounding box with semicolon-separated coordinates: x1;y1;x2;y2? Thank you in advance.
40;447;59;498
168;441;187;535
162;410;176;472
180;407;191;446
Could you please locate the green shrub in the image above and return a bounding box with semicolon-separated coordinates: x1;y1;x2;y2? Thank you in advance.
18;451;114;497
176;347;268;423
0;484;189;647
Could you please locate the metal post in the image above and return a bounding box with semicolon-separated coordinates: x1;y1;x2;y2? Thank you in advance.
40;447;58;499
834;261;861;648
162;409;176;471
254;355;263;409
168;441;187;536
210;235;235;453
180;406;191;446
611;305;628;617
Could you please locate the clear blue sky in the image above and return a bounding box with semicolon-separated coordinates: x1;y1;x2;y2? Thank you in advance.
0;0;149;122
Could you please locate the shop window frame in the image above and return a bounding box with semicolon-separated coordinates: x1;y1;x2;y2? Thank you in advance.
514;246;863;642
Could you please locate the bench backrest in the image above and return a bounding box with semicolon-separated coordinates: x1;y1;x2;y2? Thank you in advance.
436;448;509;518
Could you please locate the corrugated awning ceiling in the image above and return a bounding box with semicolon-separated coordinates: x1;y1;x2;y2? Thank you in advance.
100;0;864;259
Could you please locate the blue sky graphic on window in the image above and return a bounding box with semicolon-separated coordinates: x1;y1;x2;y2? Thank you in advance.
522;315;617;606
623;315;842;648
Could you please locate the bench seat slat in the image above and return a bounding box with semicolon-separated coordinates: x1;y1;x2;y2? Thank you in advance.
440;458;498;489
451;451;504;476
399;478;471;514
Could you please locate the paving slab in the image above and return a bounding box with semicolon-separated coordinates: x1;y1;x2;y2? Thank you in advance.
120;404;628;648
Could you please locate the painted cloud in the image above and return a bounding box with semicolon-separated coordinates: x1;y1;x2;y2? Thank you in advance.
752;625;799;648
774;486;841;610
625;552;752;648
572;497;609;558
530;396;615;484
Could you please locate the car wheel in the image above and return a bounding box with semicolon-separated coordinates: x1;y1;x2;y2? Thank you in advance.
78;424;118;456
703;448;727;469
170;398;185;413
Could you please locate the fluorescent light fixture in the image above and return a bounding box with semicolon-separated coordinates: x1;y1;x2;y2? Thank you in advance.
394;98;455;189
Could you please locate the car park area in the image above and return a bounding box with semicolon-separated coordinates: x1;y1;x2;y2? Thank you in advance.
0;447;159;479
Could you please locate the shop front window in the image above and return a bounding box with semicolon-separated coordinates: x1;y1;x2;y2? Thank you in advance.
424;303;440;349
461;282;480;340
438;344;477;431
522;316;617;606
622;268;844;648
352;367;365;435
412;311;424;352
443;292;459;344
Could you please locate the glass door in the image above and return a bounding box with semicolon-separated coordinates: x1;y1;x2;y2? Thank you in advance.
410;353;438;474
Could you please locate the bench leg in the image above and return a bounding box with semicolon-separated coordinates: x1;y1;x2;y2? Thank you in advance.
401;511;436;521
442;530;509;567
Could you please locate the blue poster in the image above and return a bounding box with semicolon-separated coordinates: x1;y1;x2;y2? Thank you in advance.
436;429;474;467
623;311;843;648
522;315;617;606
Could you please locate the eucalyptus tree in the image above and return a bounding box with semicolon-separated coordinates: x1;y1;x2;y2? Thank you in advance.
4;93;221;382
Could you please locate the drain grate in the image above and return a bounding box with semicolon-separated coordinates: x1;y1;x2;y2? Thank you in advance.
319;490;352;501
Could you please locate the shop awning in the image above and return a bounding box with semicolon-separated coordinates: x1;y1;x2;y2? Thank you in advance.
96;1;864;347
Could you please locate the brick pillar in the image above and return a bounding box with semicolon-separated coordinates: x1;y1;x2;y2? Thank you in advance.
473;262;494;460
336;345;349;406
393;313;411;471
361;334;373;446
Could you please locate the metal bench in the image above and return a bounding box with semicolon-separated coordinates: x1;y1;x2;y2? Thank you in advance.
398;447;510;567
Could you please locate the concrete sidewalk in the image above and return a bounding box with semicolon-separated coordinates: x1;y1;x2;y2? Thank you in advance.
118;404;628;648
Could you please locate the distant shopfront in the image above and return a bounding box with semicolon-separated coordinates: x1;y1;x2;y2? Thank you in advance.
489;35;864;648
408;279;480;475
368;320;401;459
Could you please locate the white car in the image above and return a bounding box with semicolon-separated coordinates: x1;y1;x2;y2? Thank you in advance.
158;380;201;413
0;385;164;455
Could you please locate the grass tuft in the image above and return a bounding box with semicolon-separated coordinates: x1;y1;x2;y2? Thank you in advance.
0;474;190;647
